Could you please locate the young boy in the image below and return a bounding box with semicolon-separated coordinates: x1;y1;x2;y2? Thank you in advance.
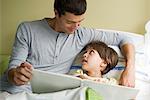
69;41;119;84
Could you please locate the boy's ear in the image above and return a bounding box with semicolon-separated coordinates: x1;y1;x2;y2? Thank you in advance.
100;61;107;71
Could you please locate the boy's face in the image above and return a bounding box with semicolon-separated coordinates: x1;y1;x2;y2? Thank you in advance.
55;11;85;34
81;48;107;77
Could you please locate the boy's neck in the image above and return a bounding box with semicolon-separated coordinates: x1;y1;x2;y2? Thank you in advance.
87;71;102;78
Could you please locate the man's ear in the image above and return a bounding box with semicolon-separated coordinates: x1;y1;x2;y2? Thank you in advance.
54;9;59;17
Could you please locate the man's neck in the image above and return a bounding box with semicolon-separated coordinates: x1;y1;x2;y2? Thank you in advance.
46;17;56;30
47;17;65;33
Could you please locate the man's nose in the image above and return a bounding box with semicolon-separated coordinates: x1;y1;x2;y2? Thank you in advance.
76;22;80;27
73;22;80;28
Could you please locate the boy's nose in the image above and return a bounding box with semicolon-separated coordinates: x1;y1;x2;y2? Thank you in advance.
83;53;87;58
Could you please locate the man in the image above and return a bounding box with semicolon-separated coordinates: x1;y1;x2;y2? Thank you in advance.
0;0;135;94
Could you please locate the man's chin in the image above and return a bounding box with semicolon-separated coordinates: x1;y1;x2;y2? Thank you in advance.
67;29;76;34
69;31;75;34
68;32;74;34
65;31;74;35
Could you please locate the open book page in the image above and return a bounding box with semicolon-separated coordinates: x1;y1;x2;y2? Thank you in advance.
31;69;82;93
31;69;139;100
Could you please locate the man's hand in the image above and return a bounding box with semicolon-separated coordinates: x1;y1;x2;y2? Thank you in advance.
119;67;135;87
8;62;33;86
120;43;135;87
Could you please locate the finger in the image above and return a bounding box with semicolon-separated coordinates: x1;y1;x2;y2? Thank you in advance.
14;78;29;85
20;62;33;77
22;67;32;80
14;71;28;85
17;66;32;80
23;65;32;74
119;81;133;87
16;72;29;82
21;62;33;70
118;79;123;85
119;81;122;85
24;67;32;78
14;77;25;85
80;74;89;79
79;75;86;79
127;83;135;88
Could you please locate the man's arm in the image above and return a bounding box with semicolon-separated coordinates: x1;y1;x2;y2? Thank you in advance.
119;43;135;87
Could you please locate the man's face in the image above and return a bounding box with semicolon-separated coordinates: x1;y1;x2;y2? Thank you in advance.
55;12;85;34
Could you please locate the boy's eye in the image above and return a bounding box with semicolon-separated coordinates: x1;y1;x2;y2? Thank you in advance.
83;50;87;54
89;50;94;54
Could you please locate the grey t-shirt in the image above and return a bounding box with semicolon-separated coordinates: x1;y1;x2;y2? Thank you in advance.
0;18;132;93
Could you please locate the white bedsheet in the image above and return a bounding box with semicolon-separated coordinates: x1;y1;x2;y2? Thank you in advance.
0;87;87;100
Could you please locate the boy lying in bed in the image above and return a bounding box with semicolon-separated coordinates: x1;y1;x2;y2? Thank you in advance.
69;41;119;85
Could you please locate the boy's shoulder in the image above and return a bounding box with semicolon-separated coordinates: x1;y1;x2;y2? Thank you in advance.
68;65;83;76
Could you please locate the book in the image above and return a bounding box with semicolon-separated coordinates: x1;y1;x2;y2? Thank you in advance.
30;69;139;100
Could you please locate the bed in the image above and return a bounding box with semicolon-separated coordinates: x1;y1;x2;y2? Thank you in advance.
0;20;150;100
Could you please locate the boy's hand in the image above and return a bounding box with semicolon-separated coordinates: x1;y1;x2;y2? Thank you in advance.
79;74;103;82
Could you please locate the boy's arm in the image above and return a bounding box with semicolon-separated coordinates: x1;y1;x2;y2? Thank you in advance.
119;43;135;87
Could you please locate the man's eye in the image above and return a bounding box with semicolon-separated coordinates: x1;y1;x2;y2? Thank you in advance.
66;21;72;24
66;21;75;24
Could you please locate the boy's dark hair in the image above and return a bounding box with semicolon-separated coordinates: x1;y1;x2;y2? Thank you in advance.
102;47;118;75
54;0;87;16
83;41;118;75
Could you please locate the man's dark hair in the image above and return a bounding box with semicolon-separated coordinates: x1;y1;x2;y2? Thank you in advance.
54;0;87;16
